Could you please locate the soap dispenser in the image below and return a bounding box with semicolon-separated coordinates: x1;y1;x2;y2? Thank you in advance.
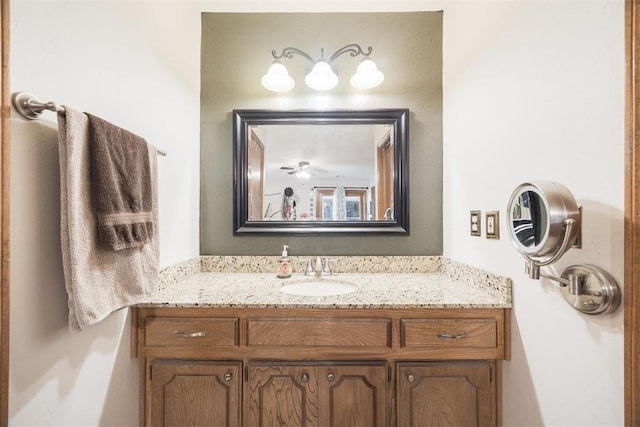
277;245;292;278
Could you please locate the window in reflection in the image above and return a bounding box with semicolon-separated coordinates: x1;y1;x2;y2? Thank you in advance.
315;188;367;220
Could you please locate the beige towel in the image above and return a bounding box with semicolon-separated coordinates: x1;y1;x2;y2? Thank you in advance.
86;113;153;251
58;107;159;331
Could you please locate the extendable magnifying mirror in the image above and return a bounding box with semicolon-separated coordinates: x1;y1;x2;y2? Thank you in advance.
507;181;621;315
507;181;581;278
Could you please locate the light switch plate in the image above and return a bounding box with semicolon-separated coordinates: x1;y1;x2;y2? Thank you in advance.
470;210;481;236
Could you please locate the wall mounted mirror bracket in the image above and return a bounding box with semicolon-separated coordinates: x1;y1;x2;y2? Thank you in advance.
507;181;621;315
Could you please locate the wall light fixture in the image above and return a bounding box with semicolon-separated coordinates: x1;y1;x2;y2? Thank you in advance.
261;44;384;92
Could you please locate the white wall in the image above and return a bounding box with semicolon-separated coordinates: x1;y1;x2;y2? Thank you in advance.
9;0;624;426
10;1;201;425
441;2;624;426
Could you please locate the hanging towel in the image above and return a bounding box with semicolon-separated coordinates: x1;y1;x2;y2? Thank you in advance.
86;113;153;251
57;107;159;331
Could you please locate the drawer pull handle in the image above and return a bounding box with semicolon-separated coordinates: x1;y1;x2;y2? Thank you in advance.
436;332;469;340
407;374;416;383
174;331;208;338
326;373;335;382
301;373;309;383
224;373;233;381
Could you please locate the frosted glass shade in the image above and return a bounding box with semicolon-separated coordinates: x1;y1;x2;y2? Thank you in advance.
261;62;295;92
304;61;339;91
350;58;384;90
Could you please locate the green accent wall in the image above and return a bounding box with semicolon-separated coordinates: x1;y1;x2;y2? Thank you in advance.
200;12;442;255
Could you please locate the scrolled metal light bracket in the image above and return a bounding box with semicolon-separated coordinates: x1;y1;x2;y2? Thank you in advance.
271;44;374;65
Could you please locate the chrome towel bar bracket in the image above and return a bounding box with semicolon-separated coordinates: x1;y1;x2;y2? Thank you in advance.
12;92;65;119
11;92;167;156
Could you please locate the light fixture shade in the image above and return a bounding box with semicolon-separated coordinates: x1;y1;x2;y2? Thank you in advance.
261;61;295;92
350;58;384;90
296;170;311;179
305;61;339;91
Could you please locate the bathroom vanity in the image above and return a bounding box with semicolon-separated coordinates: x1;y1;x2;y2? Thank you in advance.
132;257;512;427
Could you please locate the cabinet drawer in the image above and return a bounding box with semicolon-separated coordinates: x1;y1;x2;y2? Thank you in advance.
247;318;391;347
401;319;497;348
144;318;238;347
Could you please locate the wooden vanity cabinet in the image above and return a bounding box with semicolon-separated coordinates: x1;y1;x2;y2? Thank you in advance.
148;360;241;427
397;361;496;427
246;363;318;427
134;306;510;427
247;362;387;427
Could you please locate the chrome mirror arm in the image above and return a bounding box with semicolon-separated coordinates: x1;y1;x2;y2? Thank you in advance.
521;218;576;279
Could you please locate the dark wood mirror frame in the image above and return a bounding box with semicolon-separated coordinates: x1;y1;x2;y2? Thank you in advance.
232;109;410;235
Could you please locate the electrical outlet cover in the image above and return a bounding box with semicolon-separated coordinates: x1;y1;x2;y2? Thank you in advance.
470;210;481;236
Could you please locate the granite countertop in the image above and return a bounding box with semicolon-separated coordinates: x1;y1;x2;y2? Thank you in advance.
138;256;512;309
139;272;510;309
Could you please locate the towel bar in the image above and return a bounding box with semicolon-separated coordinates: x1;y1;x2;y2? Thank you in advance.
11;92;168;156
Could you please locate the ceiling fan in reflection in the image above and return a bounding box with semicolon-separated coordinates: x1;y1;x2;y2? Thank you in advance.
280;161;318;179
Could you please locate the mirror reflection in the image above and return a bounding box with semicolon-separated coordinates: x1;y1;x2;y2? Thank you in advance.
248;123;394;222
510;190;548;248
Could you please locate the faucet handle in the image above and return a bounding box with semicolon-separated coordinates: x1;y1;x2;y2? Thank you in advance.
304;259;315;276
322;258;332;275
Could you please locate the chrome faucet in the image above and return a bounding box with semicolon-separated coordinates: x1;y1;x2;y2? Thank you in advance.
305;256;332;277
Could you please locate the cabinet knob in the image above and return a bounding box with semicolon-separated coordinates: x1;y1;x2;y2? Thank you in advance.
407;373;416;383
224;372;233;382
301;373;309;382
326;373;335;382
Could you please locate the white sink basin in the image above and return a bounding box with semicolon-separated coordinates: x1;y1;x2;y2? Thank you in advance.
280;279;358;297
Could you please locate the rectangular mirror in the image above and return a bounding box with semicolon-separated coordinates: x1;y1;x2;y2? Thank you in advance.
233;109;409;234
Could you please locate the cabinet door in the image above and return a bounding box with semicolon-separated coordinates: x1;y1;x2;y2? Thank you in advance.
247;364;319;427
149;360;241;427
317;363;388;427
397;361;495;427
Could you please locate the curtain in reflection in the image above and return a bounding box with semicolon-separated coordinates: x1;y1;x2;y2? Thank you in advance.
332;186;346;220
